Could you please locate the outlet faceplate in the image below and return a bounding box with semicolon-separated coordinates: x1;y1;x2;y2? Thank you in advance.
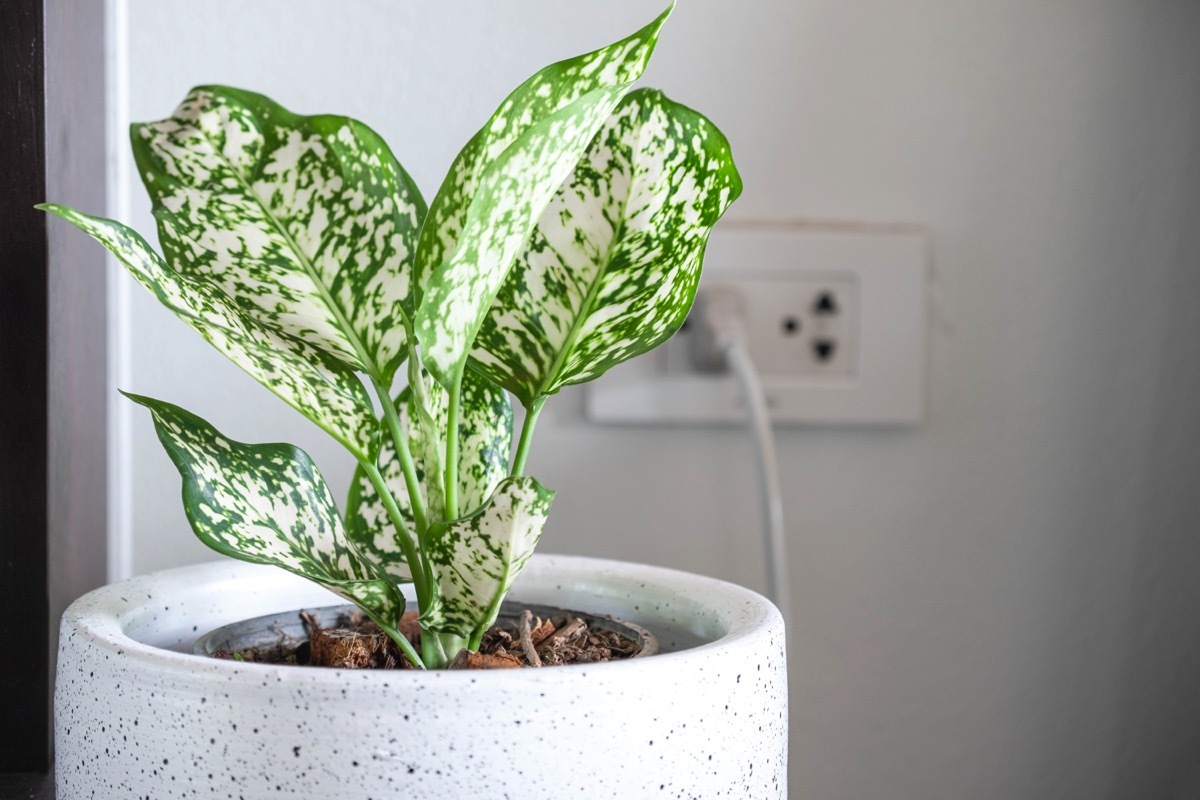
683;274;861;377
587;226;929;426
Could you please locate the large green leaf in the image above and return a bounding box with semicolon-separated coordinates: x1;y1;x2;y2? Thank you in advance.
40;205;379;461
420;477;555;639
345;369;512;580
413;4;673;390
471;89;743;407
133;86;425;384
125;393;405;635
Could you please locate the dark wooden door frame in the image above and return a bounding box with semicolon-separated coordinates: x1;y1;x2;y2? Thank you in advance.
1;0;52;773
2;0;109;778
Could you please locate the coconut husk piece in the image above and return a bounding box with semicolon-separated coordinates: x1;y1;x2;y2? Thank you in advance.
447;650;524;670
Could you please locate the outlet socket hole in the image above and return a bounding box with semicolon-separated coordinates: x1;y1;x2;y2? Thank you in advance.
813;338;837;362
782;316;801;335
814;291;839;315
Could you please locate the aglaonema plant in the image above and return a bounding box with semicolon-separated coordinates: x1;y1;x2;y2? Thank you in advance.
40;3;741;669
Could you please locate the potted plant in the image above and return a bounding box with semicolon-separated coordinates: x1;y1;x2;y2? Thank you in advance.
47;4;787;797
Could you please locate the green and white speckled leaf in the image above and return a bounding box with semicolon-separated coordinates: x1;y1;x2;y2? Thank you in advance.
403;367;514;521
133;85;425;384
413;5;672;390
40;204;379;461
421;477;555;638
471;89;743;406
125;393;405;633
412;5;672;304
346;369;512;580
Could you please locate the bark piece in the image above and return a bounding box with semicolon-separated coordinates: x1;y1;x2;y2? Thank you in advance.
529;616;556;646
518;609;543;668
448;650;524;670
535;617;587;666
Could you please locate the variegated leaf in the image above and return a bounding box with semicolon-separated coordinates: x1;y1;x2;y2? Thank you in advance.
346;369;512;580
412;4;672;304
471;89;743;406
125;393;405;633
40;204;379;461
421;477;555;638
133;85;425;384
413;4;672;389
405;367;514;521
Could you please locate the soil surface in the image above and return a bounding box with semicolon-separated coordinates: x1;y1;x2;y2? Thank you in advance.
212;608;641;670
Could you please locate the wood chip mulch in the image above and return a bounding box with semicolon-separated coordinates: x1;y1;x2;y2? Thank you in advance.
212;607;641;671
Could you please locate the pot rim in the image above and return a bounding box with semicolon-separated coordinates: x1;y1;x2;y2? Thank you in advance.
60;553;782;683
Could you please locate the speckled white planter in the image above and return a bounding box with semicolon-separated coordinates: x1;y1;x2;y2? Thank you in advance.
56;554;787;798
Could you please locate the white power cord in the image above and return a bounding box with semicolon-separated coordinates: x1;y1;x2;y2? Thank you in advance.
690;288;791;619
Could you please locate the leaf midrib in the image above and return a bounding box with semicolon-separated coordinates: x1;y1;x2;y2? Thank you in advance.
529;100;648;403
202;125;390;386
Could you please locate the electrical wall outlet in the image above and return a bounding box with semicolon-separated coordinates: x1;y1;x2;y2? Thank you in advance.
587;225;929;426
679;274;861;377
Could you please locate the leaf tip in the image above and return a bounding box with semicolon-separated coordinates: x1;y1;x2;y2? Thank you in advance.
119;389;159;413
35;202;66;218
651;0;676;32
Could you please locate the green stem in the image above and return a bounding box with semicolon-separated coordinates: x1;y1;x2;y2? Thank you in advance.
437;632;467;663
422;629;448;669
382;623;425;671
510;396;546;477
370;377;429;538
347;467;428;671
361;462;429;605
443;371;464;520
367;377;442;641
402;339;443;597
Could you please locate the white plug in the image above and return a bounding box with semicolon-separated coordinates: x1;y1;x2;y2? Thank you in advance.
687;286;747;373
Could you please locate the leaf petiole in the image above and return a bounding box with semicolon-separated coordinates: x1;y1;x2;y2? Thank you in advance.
437;632;467;664
443;371;464;520
422;627;448;669
370;376;430;538
510;396;546;477
360;461;430;605
364;613;426;671
391;632;426;670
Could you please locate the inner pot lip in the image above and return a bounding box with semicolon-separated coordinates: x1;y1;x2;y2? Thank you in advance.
61;554;783;683
192;601;661;660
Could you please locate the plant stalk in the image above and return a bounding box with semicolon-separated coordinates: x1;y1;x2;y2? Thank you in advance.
443;371;464;519
437;632;468;663
370;377;429;538
422;629;449;669
510;396;546;476
382;622;425;670
361;462;429;605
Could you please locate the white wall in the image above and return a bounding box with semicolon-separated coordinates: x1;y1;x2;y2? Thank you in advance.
116;1;1200;797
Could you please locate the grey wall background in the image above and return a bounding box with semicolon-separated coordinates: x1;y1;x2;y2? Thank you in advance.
46;0;108;694
110;1;1200;797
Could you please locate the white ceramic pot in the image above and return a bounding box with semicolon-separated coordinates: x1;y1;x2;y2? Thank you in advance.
56;554;787;798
